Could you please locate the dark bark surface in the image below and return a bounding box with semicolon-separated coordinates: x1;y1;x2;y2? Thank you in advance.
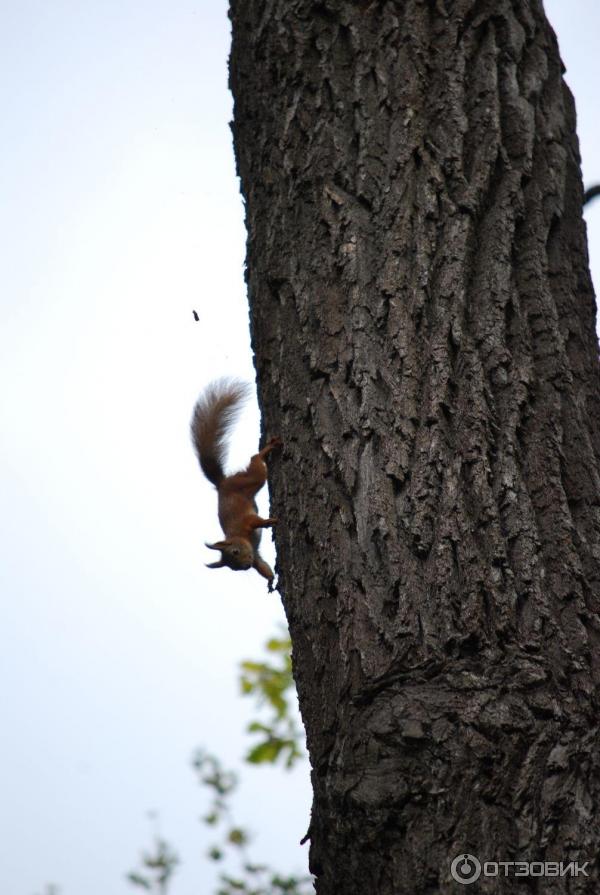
229;1;600;891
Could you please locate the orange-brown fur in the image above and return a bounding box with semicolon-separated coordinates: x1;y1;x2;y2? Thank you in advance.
190;379;281;590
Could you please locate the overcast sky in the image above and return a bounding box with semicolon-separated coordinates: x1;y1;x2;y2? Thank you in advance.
1;2;599;894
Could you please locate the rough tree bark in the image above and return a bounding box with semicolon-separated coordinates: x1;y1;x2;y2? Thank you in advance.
229;1;600;892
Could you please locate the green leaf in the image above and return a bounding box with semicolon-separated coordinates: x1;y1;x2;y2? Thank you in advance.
245;740;284;764
126;873;151;890
247;721;272;734
240;661;268;674
265;637;290;652
227;827;248;846
244;862;268;874
219;875;248;891
238;629;305;769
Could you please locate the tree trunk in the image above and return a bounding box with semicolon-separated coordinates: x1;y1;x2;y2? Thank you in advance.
229;1;600;892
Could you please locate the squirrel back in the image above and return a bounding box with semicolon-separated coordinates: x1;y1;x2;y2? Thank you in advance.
190;378;250;486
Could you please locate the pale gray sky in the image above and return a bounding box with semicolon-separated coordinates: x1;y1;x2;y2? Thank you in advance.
0;2;599;894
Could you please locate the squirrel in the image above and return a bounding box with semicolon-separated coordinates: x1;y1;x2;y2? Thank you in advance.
190;379;281;591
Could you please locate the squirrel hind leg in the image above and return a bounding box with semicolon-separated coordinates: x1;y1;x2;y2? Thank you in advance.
257;436;283;460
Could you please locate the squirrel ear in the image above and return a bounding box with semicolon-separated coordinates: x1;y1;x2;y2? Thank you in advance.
206;559;225;569
205;541;228;551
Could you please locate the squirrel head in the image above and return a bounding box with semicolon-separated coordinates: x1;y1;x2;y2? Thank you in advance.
205;538;254;571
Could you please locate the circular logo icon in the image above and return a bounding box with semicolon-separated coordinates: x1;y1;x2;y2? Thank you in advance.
451;854;482;885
